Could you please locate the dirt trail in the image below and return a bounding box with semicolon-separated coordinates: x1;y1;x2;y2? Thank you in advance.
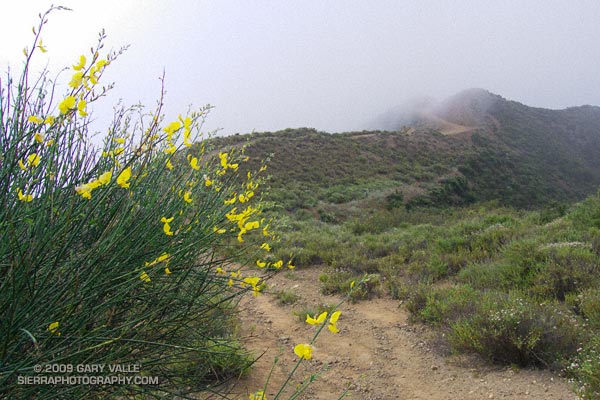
218;267;579;400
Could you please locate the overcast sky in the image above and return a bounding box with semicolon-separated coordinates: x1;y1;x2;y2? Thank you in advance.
2;1;600;135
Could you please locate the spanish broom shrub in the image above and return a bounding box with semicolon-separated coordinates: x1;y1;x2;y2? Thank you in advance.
0;8;285;399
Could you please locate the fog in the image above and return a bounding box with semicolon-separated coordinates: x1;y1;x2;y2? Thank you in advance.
2;1;600;135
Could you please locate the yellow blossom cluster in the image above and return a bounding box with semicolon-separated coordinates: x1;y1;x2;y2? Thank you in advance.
306;310;342;333
163;114;197;156
75;171;112;199
248;390;266;400
73;166;131;200
60;55;109;117
18;50;113;204
139;252;172;282
47;321;61;336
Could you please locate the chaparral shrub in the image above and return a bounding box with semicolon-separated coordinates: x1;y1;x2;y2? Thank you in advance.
0;8;290;399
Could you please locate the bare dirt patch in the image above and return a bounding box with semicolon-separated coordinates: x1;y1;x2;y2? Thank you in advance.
209;267;579;399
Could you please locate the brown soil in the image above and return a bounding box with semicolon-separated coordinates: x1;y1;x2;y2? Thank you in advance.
208;267;579;400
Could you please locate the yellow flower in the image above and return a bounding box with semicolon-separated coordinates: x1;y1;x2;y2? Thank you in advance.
73;55;86;70
350;281;356;289
256;260;266;268
37;38;48;53
204;177;213;187
88;71;99;85
249;390;267;400
145;252;171;267
262;225;272;237
243;276;261;287
27;115;44;124
219;152;229;169
164;144;177;154
183;191;193;203
140;271;151;283
113;147;124;156
183;130;193;147
228;278;234;287
224;194;237;205
293;343;313;360
34;133;45;143
260;243;271;252
164;267;172;275
117;167;132;188
69;72;84;88
243;277;263;297
95;59;109;70
287;260;296;270
17;188;33;202
237;231;245;243
58;96;76;114
44;116;55;125
244;221;260;231
213;226;226;234
18;159;27;170
328;311;341;334
272;260;283;269
77;99;88;117
180;116;193;146
306;311;328;326
27;153;40;167
161;216;174;236
75;183;93;199
218;152;239;171
189;157;200;170
48;321;61;336
163;121;182;140
98;171;112;185
165;159;174;170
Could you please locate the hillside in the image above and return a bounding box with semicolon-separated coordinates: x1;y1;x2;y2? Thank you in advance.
212;90;600;398
216;89;600;210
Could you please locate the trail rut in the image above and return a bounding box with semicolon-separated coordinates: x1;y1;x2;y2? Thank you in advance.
214;267;578;400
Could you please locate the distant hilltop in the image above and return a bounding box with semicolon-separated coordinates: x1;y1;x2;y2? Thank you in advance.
213;88;600;209
366;88;599;134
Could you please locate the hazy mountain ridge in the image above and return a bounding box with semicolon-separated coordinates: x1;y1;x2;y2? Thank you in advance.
215;89;600;209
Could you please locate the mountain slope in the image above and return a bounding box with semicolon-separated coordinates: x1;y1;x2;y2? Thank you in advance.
215;89;600;209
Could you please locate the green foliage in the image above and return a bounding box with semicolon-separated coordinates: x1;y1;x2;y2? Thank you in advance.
209;35;600;398
385;190;404;210
275;289;300;305
568;337;600;399
406;285;479;326
0;12;270;398
449;292;581;368
567;289;600;330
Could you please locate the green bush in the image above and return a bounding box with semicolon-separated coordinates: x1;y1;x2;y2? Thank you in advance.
0;10;276;398
457;261;526;291
568;337;600;399
407;285;479;325
570;289;600;329
530;245;599;301
449;292;581;368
